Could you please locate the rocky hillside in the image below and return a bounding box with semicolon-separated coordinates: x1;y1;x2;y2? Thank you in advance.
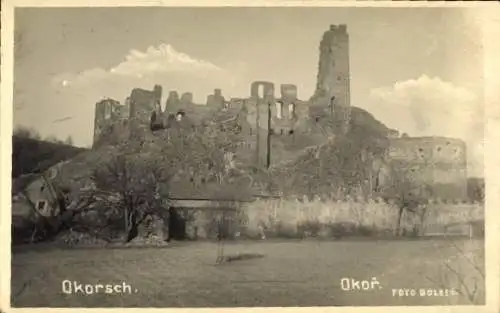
268;106;393;198
42;105;394;201
52;110;259;201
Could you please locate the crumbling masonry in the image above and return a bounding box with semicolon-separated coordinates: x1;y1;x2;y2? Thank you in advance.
92;24;468;199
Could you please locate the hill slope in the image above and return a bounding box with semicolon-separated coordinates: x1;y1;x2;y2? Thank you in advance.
268;106;394;197
37;105;395;200
12;136;88;178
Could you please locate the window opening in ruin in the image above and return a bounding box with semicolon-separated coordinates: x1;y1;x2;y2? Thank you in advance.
104;105;111;119
269;128;275;135
330;97;336;115
280;129;284;135
176;111;185;121
288;103;295;119
150;111;157;124
289;130;294;135
276;102;283;119
437;147;442;152
374;172;380;193
337;76;342;81
258;85;265;99
37;200;47;211
315;117;320;122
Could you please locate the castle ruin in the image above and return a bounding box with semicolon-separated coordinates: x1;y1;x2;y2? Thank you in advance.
92;24;468;199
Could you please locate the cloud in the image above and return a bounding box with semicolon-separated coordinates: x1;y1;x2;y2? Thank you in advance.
40;43;248;148
369;75;482;138
110;44;223;77
64;44;225;82
369;74;484;176
51;43;243;102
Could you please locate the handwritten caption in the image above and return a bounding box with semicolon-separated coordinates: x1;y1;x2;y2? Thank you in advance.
62;280;138;295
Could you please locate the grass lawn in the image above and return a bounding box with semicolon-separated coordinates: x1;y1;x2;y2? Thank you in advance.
11;238;485;307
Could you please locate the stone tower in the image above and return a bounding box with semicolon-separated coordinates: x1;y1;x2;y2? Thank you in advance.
310;24;351;134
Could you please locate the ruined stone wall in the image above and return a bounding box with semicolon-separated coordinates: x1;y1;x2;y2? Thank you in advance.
129;85;163;136
93;98;127;148
129;85;162;119
247;81;275;168
387;137;467;199
165;91;180;113
207;88;226;109
180;92;194;105
270;84;302;136
227;98;246;111
242;81;320;168
163;89;218;125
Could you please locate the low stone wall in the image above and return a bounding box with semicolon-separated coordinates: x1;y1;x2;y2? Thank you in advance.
183;198;484;240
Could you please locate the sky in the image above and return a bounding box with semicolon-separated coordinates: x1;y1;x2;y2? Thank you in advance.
13;7;484;177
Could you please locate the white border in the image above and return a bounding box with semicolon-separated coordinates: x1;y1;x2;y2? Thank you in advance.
1;2;499;313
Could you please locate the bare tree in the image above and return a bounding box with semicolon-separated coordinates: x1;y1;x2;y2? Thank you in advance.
381;165;433;236
85;111;249;244
90;153;169;243
426;241;485;304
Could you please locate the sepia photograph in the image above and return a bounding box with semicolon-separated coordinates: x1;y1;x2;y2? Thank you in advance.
6;4;491;308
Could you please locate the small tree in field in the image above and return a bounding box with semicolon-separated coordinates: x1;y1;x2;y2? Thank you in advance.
381;164;433;236
91;153;169;242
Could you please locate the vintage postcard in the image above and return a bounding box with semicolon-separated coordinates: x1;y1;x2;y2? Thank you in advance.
1;1;499;312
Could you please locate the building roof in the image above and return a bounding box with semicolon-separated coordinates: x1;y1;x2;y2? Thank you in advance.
11;173;43;195
161;179;256;201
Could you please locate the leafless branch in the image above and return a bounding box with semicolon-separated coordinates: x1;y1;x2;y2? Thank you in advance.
450;241;485;280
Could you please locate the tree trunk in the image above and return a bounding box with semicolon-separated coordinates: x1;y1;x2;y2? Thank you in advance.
418;206;428;237
124;206;129;235
125;210;139;243
396;206;404;237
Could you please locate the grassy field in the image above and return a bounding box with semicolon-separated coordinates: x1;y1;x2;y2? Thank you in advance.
11;239;485;307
